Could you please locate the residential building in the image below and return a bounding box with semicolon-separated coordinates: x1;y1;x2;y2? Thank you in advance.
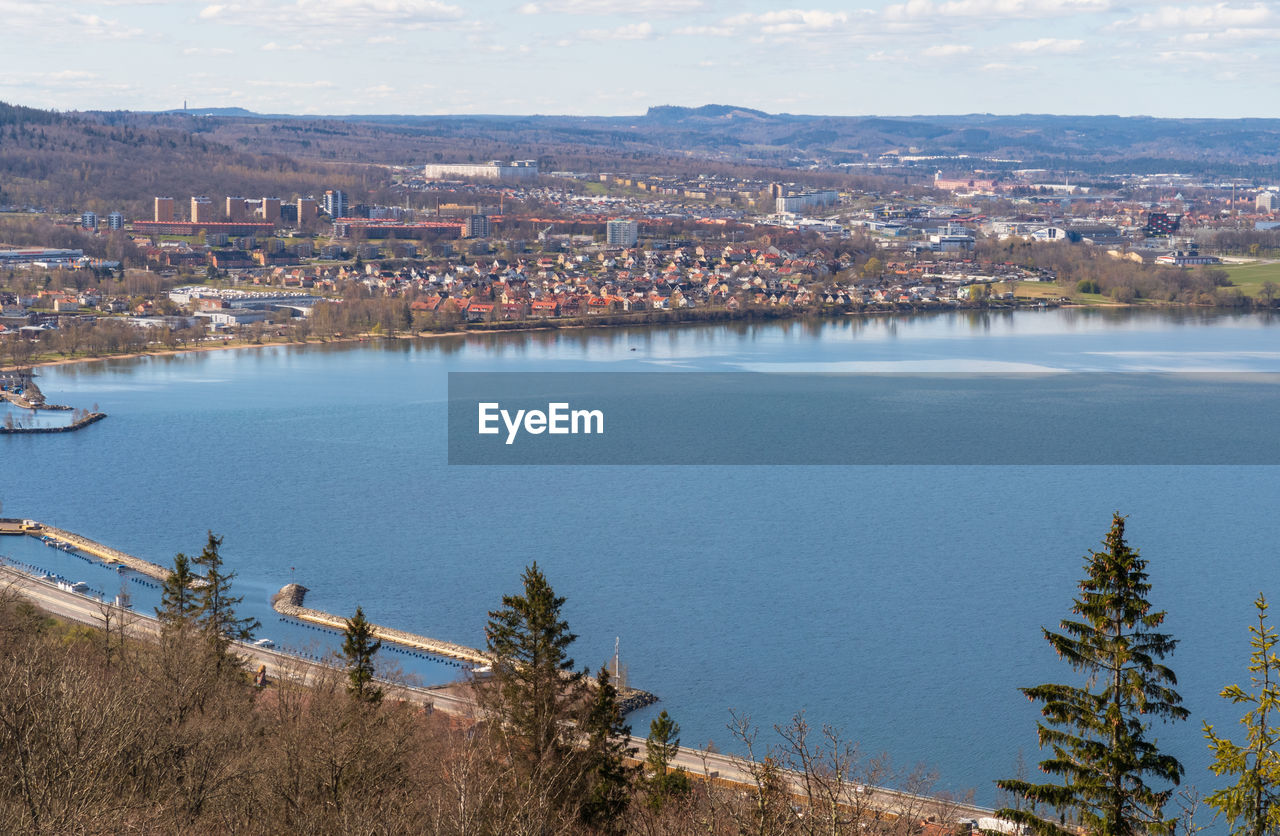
191;196;215;223
462;214;491;239
296;198;318;224
606;219;639;247
80;211;97;230
1258;192;1277;212
154;197;174;223
225;197;249;222
107;211;124;230
323;189;348;219
422;160;539;182
775;190;838;214
259;197;282;223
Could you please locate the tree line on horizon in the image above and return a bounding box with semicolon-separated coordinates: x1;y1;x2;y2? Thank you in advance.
0;516;1277;834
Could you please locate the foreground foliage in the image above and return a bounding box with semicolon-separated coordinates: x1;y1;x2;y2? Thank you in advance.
1205;594;1280;836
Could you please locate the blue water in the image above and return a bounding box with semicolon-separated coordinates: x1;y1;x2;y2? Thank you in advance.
0;403;76;429
3;308;1280;806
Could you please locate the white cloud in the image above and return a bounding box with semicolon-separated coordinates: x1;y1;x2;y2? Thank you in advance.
246;79;337;88
1156;49;1256;63
1178;26;1280;42
70;12;144;38
49;70;99;81
199;0;464;29
1121;3;1272;30
725;9;851;34
980;61;1019;71
518;0;701;12
885;0;1111;21
923;44;972;56
262;41;307;50
579;21;655;39
184;46;234;55
674;24;734;36
1011;37;1084;53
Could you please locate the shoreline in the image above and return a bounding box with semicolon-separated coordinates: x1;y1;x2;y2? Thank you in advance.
0;300;1144;375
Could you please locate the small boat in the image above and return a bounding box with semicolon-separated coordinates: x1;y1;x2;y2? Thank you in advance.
252;638;275;649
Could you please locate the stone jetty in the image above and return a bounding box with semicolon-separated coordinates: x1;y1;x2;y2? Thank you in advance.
272;583;491;665
32;523;171;581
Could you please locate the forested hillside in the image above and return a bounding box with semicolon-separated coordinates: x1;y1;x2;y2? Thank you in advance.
0;103;384;215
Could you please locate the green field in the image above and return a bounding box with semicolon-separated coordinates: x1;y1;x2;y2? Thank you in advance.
1004;280;1118;305
1223;261;1280;297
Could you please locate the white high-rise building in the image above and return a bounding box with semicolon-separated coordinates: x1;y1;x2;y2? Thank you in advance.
323;189;348;218
606;219;639;247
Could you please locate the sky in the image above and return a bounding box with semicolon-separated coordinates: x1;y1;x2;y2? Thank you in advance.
2;0;1278;118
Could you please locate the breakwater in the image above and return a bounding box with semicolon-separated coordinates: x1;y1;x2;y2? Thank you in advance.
0;412;106;434
24;522;171;581
272;582;492;665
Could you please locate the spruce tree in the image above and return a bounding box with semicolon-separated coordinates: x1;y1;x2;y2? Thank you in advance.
342;605;383;705
579;665;637;832
996;513;1188;836
645;709;691;810
190;532;258;667
156;552;199;631
1204;594;1280;836
483;561;585;770
481;562;589;827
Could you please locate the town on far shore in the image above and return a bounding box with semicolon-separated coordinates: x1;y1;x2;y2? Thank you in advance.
4;158;1280;364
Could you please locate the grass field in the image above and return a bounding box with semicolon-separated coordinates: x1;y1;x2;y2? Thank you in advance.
1003;280;1119;305
1223;261;1280;297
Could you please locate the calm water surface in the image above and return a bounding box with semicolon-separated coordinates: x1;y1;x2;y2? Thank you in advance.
4;307;1280;805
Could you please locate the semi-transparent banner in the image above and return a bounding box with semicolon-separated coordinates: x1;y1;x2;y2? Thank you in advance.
447;372;1280;465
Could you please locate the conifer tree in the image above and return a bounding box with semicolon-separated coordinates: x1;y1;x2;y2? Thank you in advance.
483;561;585;771
482;562;590;830
996;513;1188;836
579;665;637;832
190;532;258;667
342;605;383;705
645;709;691;810
156;552;199;631
1204;594;1280;836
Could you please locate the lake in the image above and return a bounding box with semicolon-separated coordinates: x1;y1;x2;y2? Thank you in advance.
3;307;1280;806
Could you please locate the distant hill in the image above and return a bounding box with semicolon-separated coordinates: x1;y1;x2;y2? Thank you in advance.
5;100;1280;211
136;104;1280;177
159;106;262;118
644;104;774;123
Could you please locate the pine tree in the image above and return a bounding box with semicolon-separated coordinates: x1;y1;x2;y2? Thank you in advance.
342;605;383;705
579;665;637;832
996;513;1188;836
156;552;199;631
645;709;691;810
1204;594;1280;836
190;532;258;667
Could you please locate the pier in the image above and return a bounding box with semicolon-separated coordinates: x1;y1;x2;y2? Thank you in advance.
272;582;492;665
